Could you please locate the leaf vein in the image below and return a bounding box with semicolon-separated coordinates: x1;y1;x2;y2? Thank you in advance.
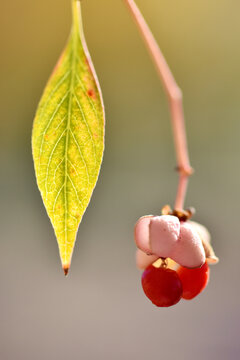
45;129;67;197
39;91;70;165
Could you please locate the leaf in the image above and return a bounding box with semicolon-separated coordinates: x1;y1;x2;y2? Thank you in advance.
32;0;105;275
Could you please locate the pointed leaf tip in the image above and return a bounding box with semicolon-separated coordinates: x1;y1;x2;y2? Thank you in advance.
63;266;69;277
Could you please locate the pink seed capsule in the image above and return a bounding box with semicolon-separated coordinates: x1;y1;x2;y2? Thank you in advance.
134;215;206;269
134;215;154;254
149;215;180;257
170;221;205;268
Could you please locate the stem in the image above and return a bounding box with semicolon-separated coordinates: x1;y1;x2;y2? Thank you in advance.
123;0;193;210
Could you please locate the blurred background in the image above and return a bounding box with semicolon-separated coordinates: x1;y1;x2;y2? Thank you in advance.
0;0;239;359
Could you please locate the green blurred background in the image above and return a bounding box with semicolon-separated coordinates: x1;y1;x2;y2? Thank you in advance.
0;0;239;359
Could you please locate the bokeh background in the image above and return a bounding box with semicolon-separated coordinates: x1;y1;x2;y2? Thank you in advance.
0;0;239;359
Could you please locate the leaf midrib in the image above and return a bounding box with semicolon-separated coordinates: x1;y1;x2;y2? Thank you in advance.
64;29;78;246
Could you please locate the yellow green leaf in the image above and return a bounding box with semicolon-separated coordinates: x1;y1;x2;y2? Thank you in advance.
32;0;105;275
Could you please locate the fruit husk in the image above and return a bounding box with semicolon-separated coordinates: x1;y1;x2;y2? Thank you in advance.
189;221;219;265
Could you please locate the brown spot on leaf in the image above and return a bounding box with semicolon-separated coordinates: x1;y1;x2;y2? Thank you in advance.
87;89;95;99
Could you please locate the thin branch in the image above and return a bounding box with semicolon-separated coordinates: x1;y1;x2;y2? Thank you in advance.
123;0;193;210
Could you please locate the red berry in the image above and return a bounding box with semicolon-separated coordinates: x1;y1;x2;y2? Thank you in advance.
177;262;210;300
141;265;183;307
